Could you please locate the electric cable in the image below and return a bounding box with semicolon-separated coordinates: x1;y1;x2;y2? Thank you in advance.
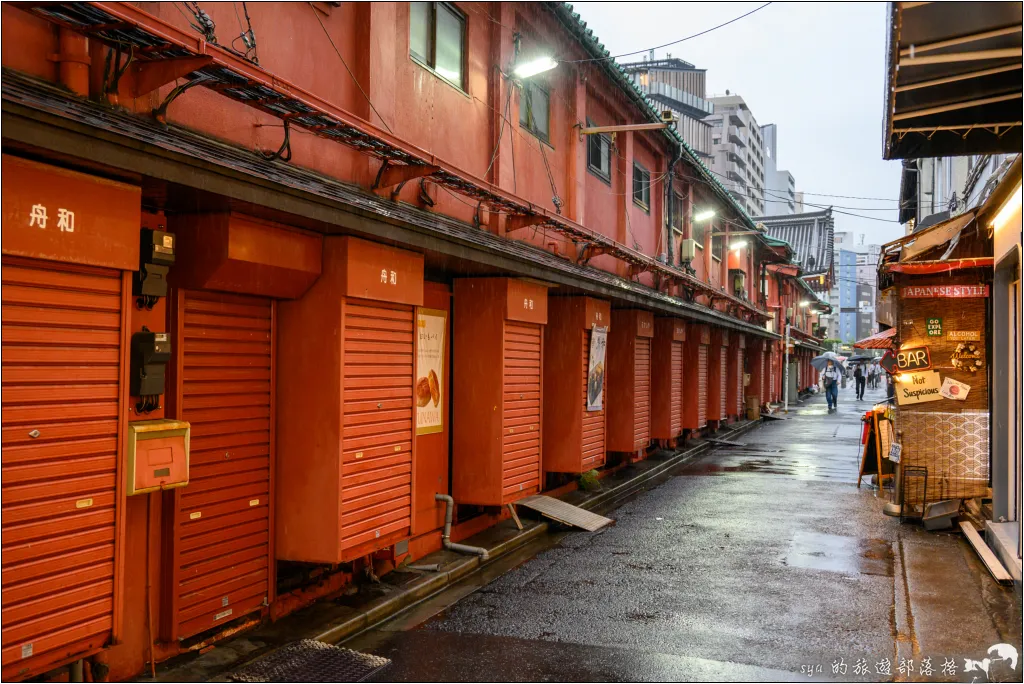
564;3;773;63
308;2;394;134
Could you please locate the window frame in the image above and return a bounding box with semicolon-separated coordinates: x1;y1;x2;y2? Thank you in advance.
711;234;724;261
409;2;468;92
632;162;651;213
586;118;612;184
519;80;551;144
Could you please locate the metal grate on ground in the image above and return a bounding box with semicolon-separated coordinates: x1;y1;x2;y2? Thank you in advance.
229;640;390;683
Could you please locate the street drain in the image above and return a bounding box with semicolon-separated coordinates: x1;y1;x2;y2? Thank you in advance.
228;640;391;682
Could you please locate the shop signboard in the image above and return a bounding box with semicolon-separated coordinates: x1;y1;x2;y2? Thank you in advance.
926;318;942;336
416;309;446;435
947;330;981;342
901;284;989;298
895;370;942;405
896;346;931;372
939;377;971;401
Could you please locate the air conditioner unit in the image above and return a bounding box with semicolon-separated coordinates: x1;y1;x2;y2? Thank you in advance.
679;238;697;261
730;269;746;297
786;307;794;320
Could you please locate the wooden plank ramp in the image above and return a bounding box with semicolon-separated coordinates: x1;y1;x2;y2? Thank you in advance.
959;521;1013;584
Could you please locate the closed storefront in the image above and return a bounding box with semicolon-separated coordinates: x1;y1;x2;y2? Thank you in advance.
682;323;710;430
1;155;140;680
607;310;654;455
727;333;745;419
276;236;423;563
168;290;274;640
652;318;685;440
453;278;547;505
543;297;610;474
707;328;729;423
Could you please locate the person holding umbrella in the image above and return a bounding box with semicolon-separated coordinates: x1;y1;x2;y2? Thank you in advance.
854;363;866;400
812;352;846;413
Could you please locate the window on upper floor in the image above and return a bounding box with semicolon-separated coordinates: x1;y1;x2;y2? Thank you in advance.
711;234;724;260
519;81;550;143
692;220;706;245
586;119;611;183
632;163;650;212
671;192;684;232
410;2;466;90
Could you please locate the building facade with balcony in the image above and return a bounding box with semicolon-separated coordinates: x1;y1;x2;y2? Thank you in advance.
760;123;797;215
621;57;715;159
706;93;766;216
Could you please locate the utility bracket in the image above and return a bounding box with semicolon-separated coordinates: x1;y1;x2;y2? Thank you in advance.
505;214;546;234
119;56;214;98
372;160;440;190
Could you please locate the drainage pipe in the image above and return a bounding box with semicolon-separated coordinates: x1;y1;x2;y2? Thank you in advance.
434;494;489;560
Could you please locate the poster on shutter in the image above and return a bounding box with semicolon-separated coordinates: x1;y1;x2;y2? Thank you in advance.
587;326;608;411
416;309;445;435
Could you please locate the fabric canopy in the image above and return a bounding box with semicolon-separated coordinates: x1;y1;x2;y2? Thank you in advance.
854;328;896;350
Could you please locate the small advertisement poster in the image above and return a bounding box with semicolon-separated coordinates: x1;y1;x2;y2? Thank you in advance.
415;309;446;435
586;326;608;412
939;376;971;401
895;370;943;406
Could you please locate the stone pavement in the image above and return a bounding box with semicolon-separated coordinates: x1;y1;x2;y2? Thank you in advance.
352;383;1021;682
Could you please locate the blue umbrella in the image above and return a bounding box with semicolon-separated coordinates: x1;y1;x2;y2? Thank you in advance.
811;352;846;372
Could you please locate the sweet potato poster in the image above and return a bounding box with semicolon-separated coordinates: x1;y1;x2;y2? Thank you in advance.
416;309;445;435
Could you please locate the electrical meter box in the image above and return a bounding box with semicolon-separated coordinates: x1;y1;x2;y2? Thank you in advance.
126;419;190;495
134;229;176;297
130;330;171;396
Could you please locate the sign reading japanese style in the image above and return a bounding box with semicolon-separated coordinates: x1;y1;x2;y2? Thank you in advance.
2;154;141;270
896;346;931;372
947;330;981;342
901;285;989;298
895;370;943;405
586;326;608;412
939;377;971;401
415;309;446;435
926;318;943;336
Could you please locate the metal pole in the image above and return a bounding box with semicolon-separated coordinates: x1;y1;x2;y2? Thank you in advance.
783;323;791;413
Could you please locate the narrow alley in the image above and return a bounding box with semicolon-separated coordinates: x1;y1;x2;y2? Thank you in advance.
345;384;1021;682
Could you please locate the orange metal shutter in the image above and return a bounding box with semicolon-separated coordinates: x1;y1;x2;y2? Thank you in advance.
697;345;708;427
580;329;606;471
762;349;768;403
1;257;125;680
340;300;413;558
671;340;683;436
719;348;728;417
737;349;745;415
633;338;651;449
502;321;542;502
175;291;272;640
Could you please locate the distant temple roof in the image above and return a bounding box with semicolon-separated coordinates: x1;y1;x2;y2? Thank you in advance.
755;208;835;277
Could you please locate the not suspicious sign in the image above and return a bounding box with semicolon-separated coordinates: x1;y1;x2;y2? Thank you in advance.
895;370;943;405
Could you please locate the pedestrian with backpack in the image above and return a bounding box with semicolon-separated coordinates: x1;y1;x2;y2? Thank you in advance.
821;360;841;413
854;364;866;400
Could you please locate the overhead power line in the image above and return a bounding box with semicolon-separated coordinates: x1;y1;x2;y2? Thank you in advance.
565;3;773;63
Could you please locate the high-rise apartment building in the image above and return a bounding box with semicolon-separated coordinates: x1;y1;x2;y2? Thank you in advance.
760;123;797;215
706;93;765;216
621;57;715;159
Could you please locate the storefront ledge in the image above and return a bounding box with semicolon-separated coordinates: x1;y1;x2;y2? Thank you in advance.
985;521;1022;588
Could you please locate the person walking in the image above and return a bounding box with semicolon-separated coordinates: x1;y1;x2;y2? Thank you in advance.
868;364;877;389
821;360;841;413
854;364;866;400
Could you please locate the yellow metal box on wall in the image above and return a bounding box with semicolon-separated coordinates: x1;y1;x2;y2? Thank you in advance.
126;419;191;495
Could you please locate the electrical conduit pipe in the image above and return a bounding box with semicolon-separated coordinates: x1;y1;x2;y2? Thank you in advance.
56;28;91;97
434;494;489;560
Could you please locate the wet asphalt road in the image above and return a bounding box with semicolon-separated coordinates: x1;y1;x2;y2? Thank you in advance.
351;384;1018;682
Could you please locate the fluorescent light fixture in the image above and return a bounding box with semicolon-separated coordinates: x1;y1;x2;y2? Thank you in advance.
730;239;748;251
799;300;811;307
991;182;1022;233
693;209;715;222
513;56;558;79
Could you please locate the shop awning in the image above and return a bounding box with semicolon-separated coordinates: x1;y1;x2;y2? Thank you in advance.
883;2;1023;159
854;328;896;350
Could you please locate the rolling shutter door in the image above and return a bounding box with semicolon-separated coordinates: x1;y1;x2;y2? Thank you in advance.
580;329;605;471
502;321;541;502
1;258;124;679
670;341;683;437
762;350;768;403
697;345;708;428
340;300;413;558
633;338;651;449
719;349;728;417
176;291;272;640
737;350;745;415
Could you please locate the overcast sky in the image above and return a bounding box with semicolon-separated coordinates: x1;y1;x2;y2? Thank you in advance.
572;1;904;245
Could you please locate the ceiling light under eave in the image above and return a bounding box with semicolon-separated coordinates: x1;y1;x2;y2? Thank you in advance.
693;209;716;222
730;240;748;251
513;56;558;79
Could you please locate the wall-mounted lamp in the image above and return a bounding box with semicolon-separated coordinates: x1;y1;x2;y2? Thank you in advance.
513;56;558;79
693;209;715;222
799;300;811;307
730;239;748;251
